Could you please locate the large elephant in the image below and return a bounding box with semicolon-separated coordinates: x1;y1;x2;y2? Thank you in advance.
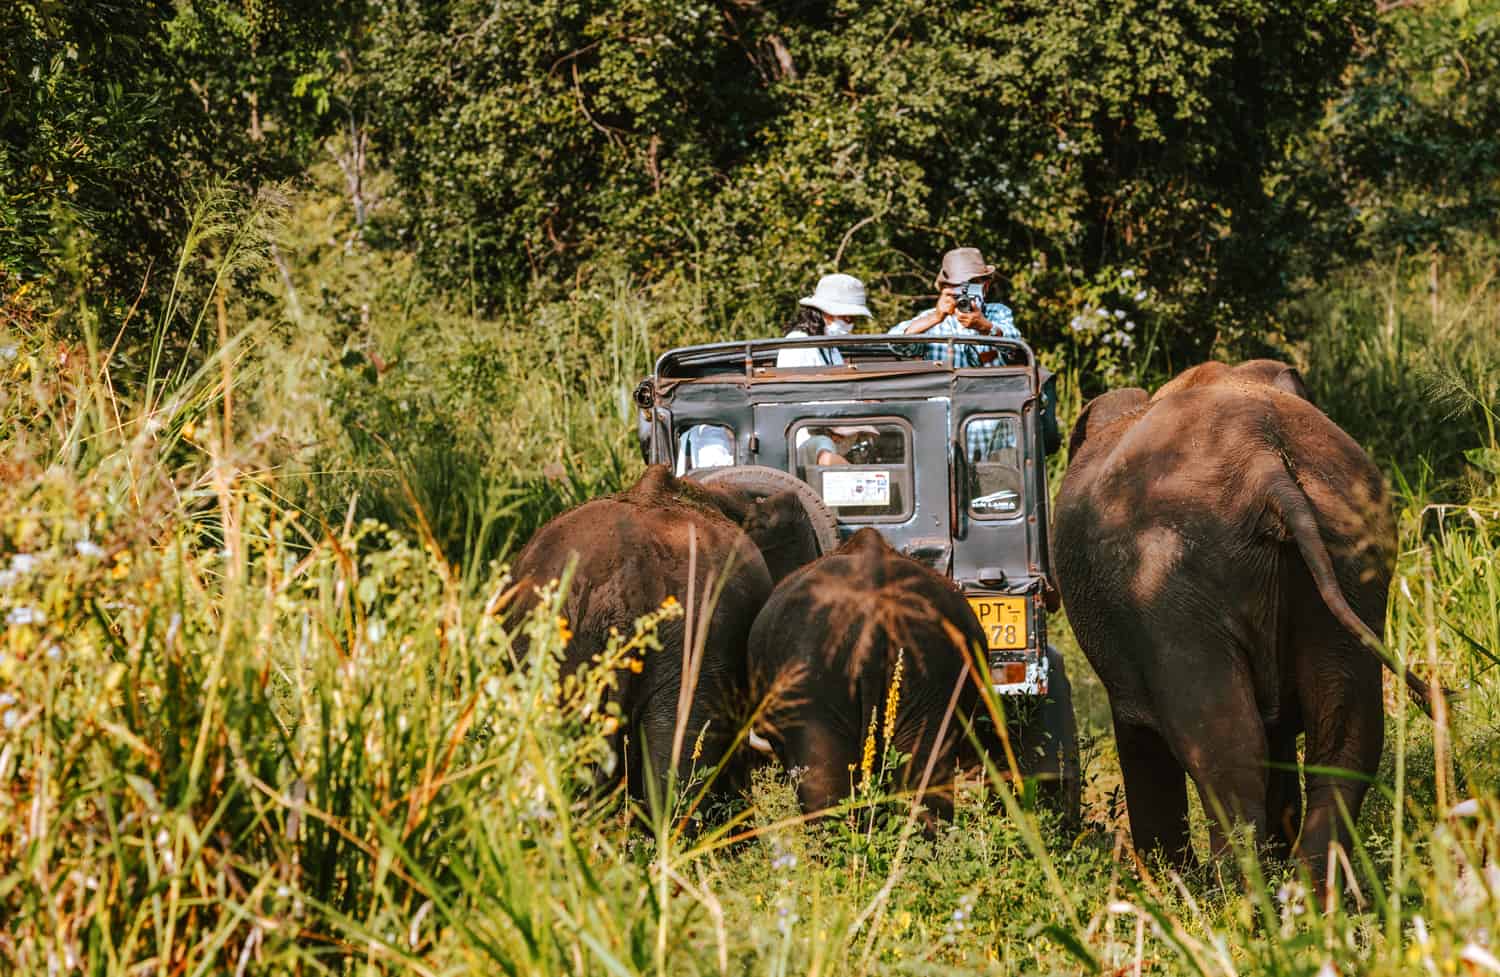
746;528;986;825
1054;359;1433;879
509;464;834;810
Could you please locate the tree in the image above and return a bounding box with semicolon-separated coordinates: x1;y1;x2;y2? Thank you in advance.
369;0;1369;376
1;1;185;291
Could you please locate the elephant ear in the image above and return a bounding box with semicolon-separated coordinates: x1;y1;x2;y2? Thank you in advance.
1225;359;1315;405
1271;366;1313;404
1068;388;1149;459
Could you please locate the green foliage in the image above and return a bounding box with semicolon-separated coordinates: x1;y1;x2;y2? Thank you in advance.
369;0;1369;369
0;1;181;290
0;0;363;325
1294;239;1500;497
1298;0;1500;259
11;0;1500;388
162;0;368;180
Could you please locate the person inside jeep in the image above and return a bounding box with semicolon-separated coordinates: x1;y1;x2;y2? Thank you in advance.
795;424;886;468
891;246;1061;452
776;273;872;368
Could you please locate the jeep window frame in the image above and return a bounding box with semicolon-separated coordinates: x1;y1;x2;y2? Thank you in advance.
960;412;1026;522
786;414;916;524
674;421;736;475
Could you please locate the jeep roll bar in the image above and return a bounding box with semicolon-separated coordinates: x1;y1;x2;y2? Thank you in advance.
651;335;1037;382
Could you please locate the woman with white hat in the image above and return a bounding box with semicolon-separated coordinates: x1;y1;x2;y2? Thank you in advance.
776;273;873;368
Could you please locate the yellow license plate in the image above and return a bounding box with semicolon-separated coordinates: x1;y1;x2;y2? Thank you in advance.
968;596;1028;651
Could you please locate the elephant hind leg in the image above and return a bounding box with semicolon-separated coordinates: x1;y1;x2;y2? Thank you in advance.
1115;719;1192;870
1264;722;1303;862
1297;655;1383;893
1181;734;1270;859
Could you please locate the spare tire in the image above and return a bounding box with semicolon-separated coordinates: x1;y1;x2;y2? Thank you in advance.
691;465;840;557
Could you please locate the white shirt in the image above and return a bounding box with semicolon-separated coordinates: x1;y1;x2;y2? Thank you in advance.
776;330;845;368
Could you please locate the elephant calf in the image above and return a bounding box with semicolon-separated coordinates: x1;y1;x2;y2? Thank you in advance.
1055;359;1433;884
509;465;827;810
747;528;986;825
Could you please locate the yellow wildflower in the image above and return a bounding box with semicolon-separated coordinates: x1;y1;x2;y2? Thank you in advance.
860;714;877;783
691;725;707;761
181;420;197;442
601;716;619;736
660;594;679;609
556;616;573;644
882;649;904;744
627;658;643;674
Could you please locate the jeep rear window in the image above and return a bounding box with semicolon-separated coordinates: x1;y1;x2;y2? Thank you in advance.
964;415;1023;518
790;420;912;522
675;423;735;475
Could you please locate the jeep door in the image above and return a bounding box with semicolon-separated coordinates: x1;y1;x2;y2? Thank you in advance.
950;369;1048;588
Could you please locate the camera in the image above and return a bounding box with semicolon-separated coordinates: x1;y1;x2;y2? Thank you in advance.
952;282;985;313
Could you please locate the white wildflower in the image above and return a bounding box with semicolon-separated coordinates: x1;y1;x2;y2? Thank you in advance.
1121;269;1135;280
10;554;36;575
2;709;18;731
1134;289;1147;302
0;344;17;361
7;606;43;627
1451;798;1481;817
75;540;105;559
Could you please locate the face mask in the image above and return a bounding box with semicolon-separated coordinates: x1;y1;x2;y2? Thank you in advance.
826;318;853;335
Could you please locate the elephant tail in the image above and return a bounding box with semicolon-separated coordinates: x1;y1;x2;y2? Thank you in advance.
1272;476;1440;718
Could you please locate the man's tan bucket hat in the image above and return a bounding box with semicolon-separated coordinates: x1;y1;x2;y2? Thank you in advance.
935;247;996;288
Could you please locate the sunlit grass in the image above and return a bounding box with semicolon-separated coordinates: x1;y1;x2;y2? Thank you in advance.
1;186;1496;974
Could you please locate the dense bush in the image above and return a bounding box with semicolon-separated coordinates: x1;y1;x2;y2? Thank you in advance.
369;0;1368;358
8;1;1500;389
1;1;359;318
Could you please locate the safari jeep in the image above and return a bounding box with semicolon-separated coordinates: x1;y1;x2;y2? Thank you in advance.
633;333;1079;816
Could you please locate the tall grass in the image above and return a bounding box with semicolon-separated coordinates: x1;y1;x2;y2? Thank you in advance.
2;185;1498;974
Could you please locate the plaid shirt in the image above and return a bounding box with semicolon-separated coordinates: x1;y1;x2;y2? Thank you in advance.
889;302;1019;368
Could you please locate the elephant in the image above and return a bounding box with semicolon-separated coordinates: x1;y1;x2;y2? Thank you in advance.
1054;358;1435;883
746;527;986;826
508;464;833;811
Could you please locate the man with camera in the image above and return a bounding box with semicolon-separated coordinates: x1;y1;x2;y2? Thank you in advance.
889;246;1018;368
892;246;1060;452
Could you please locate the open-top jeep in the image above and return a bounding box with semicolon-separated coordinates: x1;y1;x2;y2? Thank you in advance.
633;333;1079;814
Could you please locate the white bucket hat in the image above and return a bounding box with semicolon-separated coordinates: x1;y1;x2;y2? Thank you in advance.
798;273;872;318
